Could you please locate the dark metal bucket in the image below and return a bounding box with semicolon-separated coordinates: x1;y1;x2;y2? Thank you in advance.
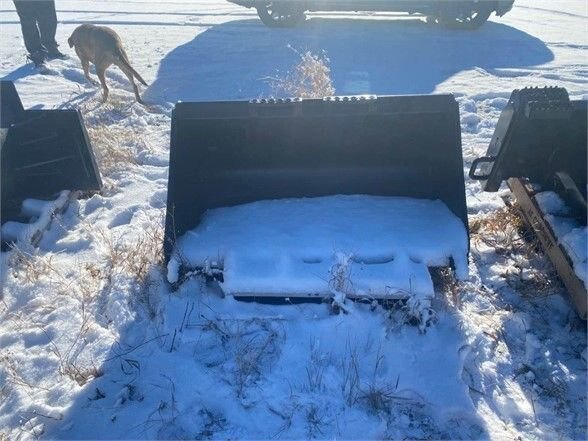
164;94;469;262
1;81;102;226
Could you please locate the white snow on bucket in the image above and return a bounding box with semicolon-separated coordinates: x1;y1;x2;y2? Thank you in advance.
169;195;468;304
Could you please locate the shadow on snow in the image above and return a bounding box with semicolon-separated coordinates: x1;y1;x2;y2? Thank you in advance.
144;17;553;103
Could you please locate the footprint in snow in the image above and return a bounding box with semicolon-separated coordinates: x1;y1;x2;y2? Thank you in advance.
108;205;141;229
84;194;112;216
149;189;167;209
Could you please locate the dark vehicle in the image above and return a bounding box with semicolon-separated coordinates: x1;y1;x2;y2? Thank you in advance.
228;0;515;29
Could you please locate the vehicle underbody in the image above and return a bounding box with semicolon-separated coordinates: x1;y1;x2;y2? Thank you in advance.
228;0;515;28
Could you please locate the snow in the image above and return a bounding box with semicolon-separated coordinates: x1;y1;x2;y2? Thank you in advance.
1;1;587;440
536;191;588;286
171;195;469;303
1;191;72;245
535;191;570;217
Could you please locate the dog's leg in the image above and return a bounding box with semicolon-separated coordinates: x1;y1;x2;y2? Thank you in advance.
82;59;98;86
76;48;97;86
118;62;144;105
96;65;109;103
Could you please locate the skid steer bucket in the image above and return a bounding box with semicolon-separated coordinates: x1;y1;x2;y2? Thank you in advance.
1;81;102;245
165;95;469;303
470;87;587;318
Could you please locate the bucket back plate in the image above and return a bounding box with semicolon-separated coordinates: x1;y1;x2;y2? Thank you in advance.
164;94;468;261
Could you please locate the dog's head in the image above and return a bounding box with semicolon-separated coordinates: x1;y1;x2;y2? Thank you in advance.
68;27;79;48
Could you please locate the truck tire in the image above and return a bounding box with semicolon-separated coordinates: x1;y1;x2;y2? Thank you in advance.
430;3;493;30
256;2;306;27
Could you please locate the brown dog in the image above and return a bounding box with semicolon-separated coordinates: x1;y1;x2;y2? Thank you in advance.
68;24;147;104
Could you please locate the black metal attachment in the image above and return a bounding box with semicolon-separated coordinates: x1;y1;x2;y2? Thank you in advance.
469;156;496;181
164;94;469;262
1;80;103;229
469;86;587;196
472;86;587;318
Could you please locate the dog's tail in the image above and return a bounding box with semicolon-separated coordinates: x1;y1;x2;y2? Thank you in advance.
117;51;148;86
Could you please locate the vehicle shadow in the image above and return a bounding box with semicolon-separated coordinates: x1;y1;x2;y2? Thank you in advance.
145;17;553;103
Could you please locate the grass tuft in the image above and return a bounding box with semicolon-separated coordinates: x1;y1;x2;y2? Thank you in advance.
86;124;149;175
267;48;335;99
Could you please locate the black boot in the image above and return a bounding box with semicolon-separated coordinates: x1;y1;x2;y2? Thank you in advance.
27;50;47;67
46;47;67;60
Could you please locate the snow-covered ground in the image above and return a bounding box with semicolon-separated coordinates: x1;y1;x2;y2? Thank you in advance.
1;1;587;439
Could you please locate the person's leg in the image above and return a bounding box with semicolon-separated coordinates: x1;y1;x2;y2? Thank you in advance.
12;1;44;57
36;0;65;58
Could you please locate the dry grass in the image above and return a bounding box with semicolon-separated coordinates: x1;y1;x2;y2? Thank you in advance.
82;217;164;318
470;205;537;255
8;247;58;285
98;220;164;287
431;267;462;310
470;205;562;298
341;341;421;415
69;91;156;176
195;407;227;439
305;404;326;438
328;253;354;295
0;353;45;393
305;341;331;393
341;340;361;406
269;401;300;439
51;335;104;387
4;216;164;389
11;212;164;306
86;124;147;175
357;348;401;414
199;318;282;398
267;48;335;99
2;297;102;387
233;324;280;397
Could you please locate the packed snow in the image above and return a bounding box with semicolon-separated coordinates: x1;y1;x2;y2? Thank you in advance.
1;1;587;440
